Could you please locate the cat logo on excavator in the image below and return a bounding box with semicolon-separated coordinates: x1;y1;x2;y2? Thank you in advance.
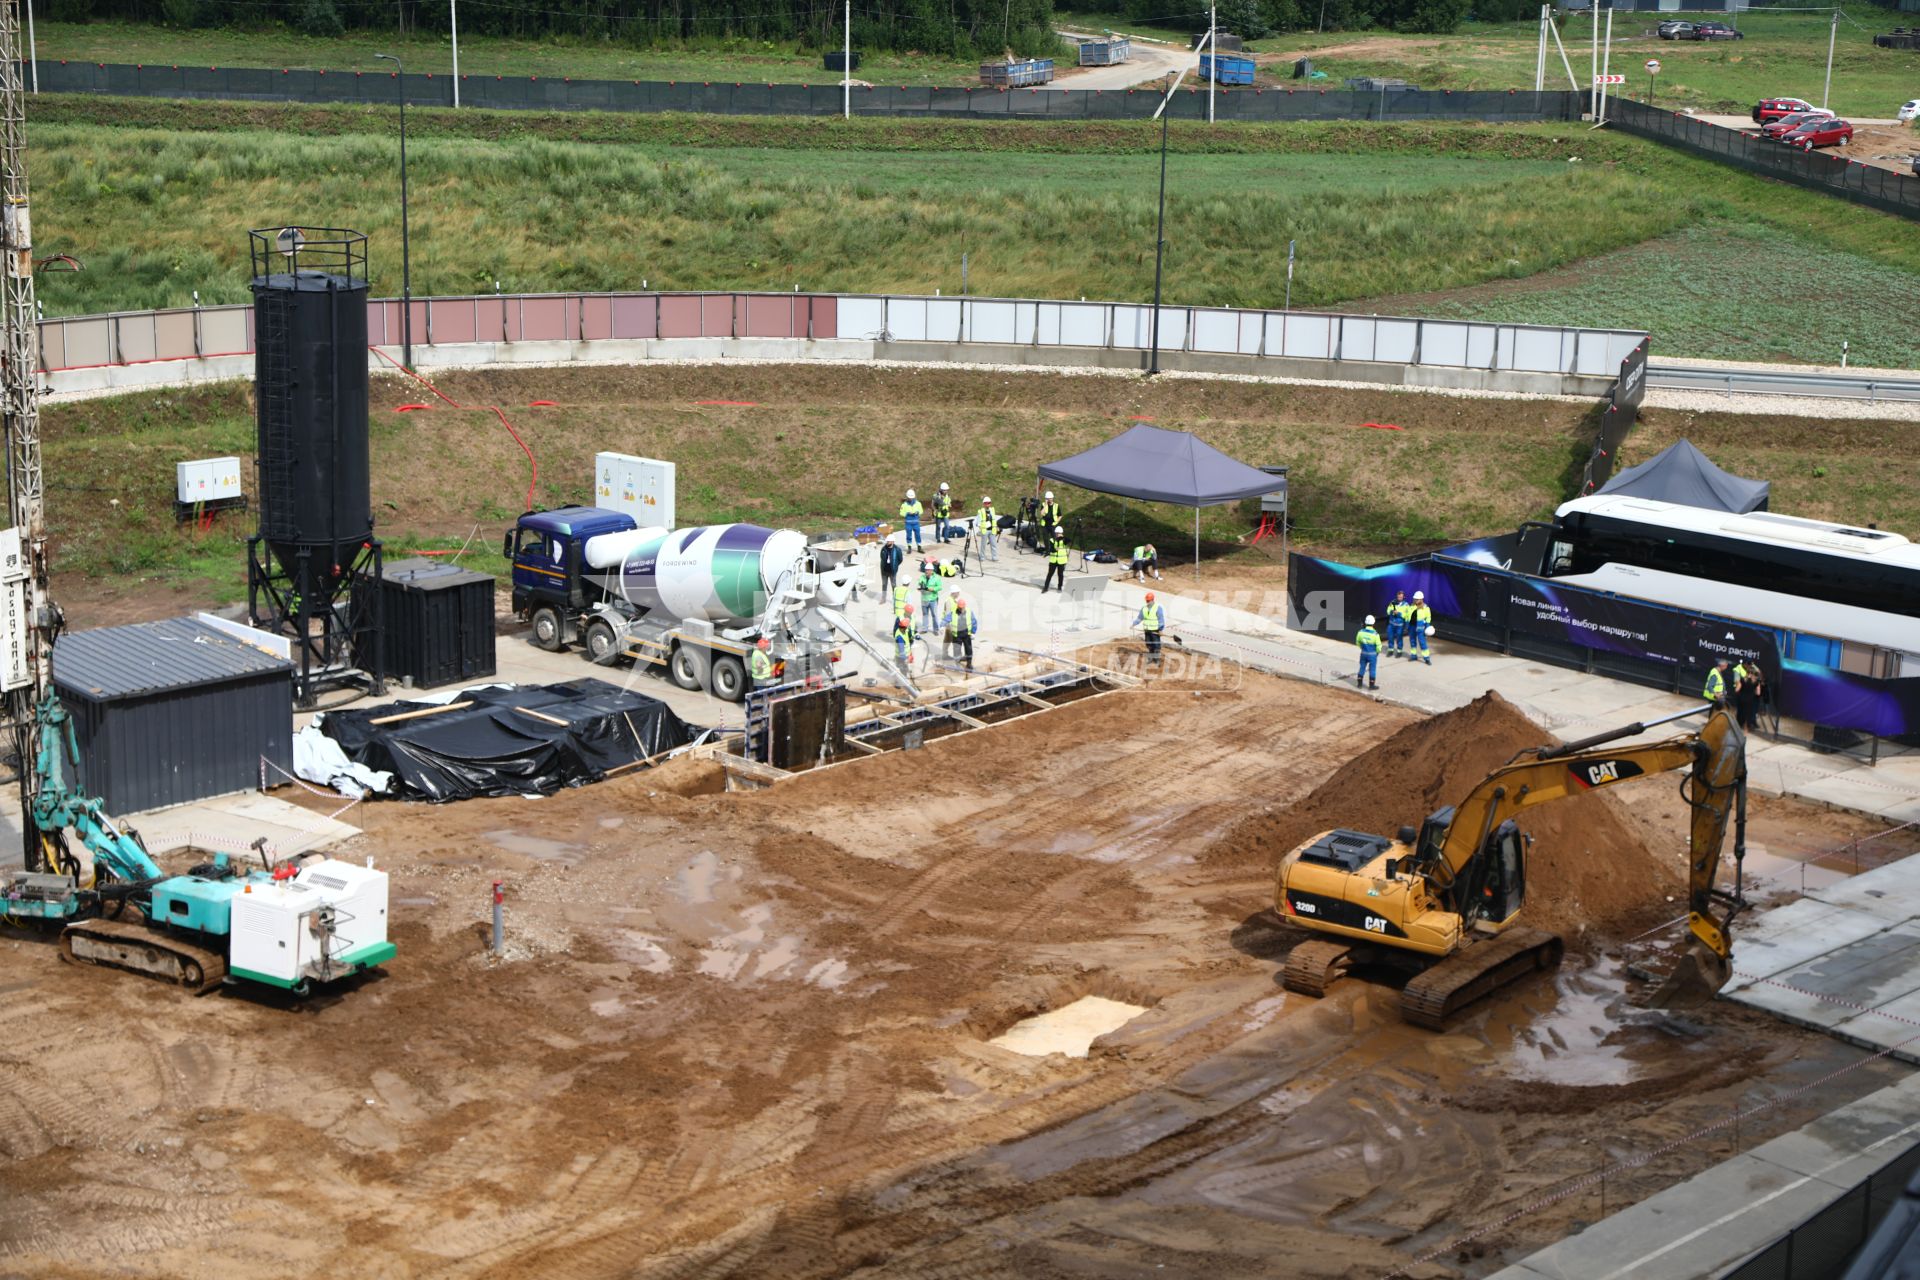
1570;758;1645;790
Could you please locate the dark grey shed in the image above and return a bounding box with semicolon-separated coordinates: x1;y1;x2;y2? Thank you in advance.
52;617;293;814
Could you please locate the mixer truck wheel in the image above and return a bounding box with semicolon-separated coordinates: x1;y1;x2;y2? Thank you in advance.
583;619;622;666
710;655;748;703
530;605;565;653
670;646;705;691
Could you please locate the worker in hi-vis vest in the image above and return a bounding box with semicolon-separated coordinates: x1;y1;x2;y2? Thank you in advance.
899;488;924;552
892;611;917;671
1384;590;1410;656
1703;658;1730;706
1134;592;1167;664
1407;592;1433;664
917;559;944;635
1042;526;1070;594
976;497;999;562
750;637;777;691
1130;542;1162;584
942;594;978;671
933;483;954;542
1356;615;1383;691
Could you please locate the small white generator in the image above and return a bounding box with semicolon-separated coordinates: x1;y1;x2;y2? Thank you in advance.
228;859;394;991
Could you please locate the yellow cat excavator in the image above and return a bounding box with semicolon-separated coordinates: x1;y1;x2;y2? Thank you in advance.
1274;706;1747;1029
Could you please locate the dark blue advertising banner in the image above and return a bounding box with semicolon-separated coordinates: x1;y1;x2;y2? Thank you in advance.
1288;549;1910;738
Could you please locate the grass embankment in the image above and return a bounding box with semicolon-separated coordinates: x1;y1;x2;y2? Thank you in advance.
45;367;1604;605
27;102;1920;363
30;18;1003;88
48;366;1920;610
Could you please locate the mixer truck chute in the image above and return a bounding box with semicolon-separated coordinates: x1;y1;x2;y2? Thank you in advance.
506;508;911;701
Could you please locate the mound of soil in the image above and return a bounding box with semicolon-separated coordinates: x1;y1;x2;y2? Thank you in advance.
1206;691;1681;940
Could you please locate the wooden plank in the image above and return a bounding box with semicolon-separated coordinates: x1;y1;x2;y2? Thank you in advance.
512;705;570;726
368;700;471;726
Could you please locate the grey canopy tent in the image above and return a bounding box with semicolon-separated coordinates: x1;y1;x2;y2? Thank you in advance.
1037;425;1285;577
1595;438;1770;513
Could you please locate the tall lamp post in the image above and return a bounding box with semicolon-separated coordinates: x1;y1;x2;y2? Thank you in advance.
1147;76;1171;377
374;53;413;370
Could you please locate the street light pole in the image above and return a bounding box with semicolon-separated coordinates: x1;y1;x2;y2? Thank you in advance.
1822;7;1837;110
1148;83;1170;377
374;53;413;371
451;0;460;108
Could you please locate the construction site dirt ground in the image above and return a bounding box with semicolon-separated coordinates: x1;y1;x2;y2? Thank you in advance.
2;660;1916;1279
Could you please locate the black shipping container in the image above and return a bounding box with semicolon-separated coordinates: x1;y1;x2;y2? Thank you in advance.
52;617;293;814
366;558;497;689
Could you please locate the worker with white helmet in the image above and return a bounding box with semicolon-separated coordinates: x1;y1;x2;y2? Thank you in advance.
1041;524;1070;594
1384;589;1411;656
976;496;999;563
1037;490;1062;535
933;481;955;543
900;487;925;553
1356;614;1383;691
1408;591;1433;664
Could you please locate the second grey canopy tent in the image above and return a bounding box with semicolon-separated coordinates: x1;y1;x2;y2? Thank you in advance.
1037;425;1285;575
1595;438;1770;513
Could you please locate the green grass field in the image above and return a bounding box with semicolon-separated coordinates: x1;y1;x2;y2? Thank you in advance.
30;19;1009;88
36;9;1920;114
25;100;1920;365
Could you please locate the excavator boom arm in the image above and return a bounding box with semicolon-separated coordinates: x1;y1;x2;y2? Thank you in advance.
1427;712;1747;948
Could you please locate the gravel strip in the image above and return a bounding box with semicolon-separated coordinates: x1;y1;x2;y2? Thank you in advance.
1642;387;1920;421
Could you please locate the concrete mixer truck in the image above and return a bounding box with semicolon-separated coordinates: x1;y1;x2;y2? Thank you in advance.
506;507;909;701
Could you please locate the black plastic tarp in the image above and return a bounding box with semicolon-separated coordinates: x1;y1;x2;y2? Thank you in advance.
1595;438;1770;513
1037;424;1283;507
321;679;699;802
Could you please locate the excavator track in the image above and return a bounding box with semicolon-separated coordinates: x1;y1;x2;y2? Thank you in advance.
1399;927;1564;1030
60;918;228;995
1282;939;1355;998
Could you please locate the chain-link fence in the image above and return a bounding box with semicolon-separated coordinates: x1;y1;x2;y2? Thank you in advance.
1608;98;1920;223
28;61;1582;122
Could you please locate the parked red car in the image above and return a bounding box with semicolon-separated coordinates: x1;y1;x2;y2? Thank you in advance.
1689;21;1744;40
1780;117;1854;149
1753;96;1816;123
1762;109;1836;138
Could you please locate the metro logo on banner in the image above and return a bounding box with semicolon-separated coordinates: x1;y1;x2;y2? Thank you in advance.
1593;74;1626;84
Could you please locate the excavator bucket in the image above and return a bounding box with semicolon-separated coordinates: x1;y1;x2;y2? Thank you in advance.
1644;942;1732;1009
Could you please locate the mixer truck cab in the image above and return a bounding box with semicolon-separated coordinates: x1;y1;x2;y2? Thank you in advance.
506;507;897;702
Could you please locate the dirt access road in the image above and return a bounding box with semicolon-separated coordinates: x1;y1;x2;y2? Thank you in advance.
0;666;1908;1279
1054;31;1198;90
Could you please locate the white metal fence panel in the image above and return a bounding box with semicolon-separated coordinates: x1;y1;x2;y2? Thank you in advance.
1375;319;1418;365
1464;323;1497;369
838;296;886;342
925;298;962;343
1510;327;1564;373
1056;303;1106;348
1190;309;1240;354
1422;321;1468;367
1275;313;1332;359
966;301;1017;345
1341;317;1377;362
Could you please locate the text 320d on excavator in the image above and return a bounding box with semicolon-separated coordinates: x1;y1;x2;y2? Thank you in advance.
1274;706;1747;1028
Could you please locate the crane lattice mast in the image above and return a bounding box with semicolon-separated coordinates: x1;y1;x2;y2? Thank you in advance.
0;0;53;869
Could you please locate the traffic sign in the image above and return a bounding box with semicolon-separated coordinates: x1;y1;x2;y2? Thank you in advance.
1593;74;1626;84
1645;59;1662;74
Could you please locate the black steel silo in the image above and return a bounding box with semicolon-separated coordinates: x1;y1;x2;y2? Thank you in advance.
248;228;372;556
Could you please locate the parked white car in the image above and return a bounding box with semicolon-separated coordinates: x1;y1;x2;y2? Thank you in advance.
1899;99;1920;122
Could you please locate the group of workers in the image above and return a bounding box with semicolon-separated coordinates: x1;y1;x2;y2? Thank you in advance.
894;483;983;552
1703;656;1769;731
1353;590;1436;691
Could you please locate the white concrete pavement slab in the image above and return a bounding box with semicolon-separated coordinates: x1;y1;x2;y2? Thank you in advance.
1488;1073;1920;1280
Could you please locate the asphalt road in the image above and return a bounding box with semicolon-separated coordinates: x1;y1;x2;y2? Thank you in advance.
1055;31;1199;91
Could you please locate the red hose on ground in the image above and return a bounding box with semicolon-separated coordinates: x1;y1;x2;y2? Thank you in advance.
369;345;539;511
